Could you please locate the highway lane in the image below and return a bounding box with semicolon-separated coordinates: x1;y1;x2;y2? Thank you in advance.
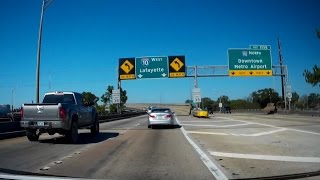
0;115;215;180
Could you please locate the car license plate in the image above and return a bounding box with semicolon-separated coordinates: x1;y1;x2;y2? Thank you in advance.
37;121;44;126
158;116;164;120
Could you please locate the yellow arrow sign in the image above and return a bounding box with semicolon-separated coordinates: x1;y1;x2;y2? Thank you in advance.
229;70;273;76
120;60;134;74
170;57;184;72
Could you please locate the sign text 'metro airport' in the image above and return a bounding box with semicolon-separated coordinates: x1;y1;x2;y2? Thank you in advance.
119;56;186;80
228;48;272;76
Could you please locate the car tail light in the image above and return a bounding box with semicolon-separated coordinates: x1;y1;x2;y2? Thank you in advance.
20;107;23;119
149;114;156;118
59;107;66;120
165;114;172;118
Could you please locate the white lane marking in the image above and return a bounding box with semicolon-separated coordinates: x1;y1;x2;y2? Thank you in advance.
176;117;228;180
288;128;320;136
188;131;229;136
219;116;320;136
179;120;238;123
180;123;252;128
238;128;287;137
0;173;96;180
187;128;287;137
210;151;320;163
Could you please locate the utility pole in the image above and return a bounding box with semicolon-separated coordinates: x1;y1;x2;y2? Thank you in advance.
277;38;286;109
36;0;52;103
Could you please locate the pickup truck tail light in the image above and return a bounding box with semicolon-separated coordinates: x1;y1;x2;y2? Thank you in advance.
59;107;67;120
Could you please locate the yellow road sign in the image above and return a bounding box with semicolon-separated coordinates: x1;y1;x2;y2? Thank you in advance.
120;60;134;74
229;70;272;76
170;57;184;72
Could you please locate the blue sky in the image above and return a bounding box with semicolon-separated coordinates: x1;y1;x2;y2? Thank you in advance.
1;0;319;107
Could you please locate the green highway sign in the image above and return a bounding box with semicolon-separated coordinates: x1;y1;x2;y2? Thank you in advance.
228;48;272;76
135;56;169;79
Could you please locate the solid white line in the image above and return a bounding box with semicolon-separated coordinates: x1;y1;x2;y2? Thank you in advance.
180;123;251;128
288;128;320;136
0;173;96;180
187;128;287;137
188;131;229;136
176;117;228;180
179;120;238;123
210;151;320;163
218;116;320;136
238;128;287;137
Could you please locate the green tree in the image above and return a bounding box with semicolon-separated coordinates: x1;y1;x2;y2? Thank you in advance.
230;99;260;109
95;104;106;115
82;92;99;104
290;92;299;108
201;97;214;109
250;88;281;108
307;93;320;108
296;95;309;110
303;65;320;87
217;95;230;105
101;85;128;113
185;99;193;104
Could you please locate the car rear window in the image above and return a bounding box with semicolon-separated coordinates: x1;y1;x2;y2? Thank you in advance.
151;109;171;113
43;94;76;104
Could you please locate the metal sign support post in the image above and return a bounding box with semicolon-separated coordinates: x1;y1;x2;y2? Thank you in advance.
194;66;199;108
117;80;121;114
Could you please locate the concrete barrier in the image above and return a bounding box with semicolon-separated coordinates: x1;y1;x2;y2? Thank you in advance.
126;103;191;116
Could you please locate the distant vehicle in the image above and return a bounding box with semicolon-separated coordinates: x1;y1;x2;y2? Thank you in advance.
20;92;99;143
192;108;209;118
148;108;174;128
206;107;213;114
0;104;10;121
222;106;231;114
7;111;22;121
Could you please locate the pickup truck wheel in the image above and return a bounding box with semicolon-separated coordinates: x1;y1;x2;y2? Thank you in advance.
66;121;78;144
26;130;39;141
90;117;99;136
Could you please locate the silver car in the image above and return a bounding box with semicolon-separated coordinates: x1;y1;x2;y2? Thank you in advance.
148;108;174;128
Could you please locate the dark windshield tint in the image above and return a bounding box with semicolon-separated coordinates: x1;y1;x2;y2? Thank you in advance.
43;94;75;104
151;108;171;113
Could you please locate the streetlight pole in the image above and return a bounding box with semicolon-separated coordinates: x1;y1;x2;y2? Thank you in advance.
11;89;14;111
36;0;52;103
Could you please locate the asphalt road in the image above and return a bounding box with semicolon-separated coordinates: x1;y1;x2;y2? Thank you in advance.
0;113;320;180
0;115;215;180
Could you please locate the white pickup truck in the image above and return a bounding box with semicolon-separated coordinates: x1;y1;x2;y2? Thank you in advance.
20;92;99;143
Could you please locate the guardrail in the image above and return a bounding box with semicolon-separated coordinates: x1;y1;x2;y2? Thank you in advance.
0;111;146;140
